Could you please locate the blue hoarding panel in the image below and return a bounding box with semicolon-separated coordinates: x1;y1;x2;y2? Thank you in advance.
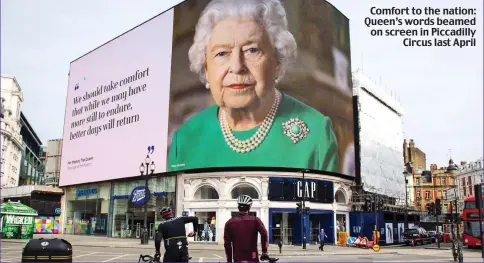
349;212;384;241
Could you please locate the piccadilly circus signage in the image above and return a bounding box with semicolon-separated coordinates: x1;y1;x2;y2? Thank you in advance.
130;186;151;206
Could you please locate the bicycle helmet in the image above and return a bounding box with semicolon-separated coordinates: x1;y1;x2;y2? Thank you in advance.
159;206;172;217
237;195;253;206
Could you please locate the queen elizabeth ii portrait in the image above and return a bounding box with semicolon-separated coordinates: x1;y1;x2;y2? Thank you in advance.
168;0;347;173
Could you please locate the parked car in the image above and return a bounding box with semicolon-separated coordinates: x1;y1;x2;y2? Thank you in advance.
403;227;432;246
427;231;443;243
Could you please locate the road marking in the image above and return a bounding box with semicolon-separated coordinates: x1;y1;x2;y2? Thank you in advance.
1;256;20;262
73;252;99;258
1;251;21;255
102;254;131;262
213;254;223;259
75;251;127;255
198;257;204;262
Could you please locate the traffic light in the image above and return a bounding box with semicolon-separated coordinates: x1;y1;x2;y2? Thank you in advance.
371;198;377;212
378;199;384;211
364;197;371;211
305;207;310;215
426;203;431;215
296;202;302;215
430;202;435;216
435;198;442;215
474;184;482;210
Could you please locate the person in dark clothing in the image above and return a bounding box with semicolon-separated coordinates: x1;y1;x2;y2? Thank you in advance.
224;195;269;262
318;229;328;251
155;206;198;262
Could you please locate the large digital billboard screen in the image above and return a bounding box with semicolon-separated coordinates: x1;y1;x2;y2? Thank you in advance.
60;0;355;186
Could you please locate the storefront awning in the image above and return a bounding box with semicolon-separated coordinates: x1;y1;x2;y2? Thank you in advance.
1;201;38;216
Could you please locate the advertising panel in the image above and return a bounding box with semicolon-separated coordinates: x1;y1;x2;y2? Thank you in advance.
385;222;394;244
34;216;61;234
1;214;35;239
397;222;404;243
60;0;354;186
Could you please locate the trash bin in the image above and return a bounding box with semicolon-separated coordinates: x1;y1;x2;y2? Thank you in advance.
22;238;73;262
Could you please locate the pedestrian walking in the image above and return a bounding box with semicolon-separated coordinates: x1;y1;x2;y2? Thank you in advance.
318;229;328;251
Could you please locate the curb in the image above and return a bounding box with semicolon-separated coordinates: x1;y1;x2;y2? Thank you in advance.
424;247;452;250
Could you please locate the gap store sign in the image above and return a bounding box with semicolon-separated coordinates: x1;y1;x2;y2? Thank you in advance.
268;177;334;203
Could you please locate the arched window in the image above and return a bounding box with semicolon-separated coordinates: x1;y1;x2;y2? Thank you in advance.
194;185;219;200
335;190;346;204
231;184;259;199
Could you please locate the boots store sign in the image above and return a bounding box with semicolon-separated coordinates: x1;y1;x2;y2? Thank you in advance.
268;177;334;203
130;186;151;206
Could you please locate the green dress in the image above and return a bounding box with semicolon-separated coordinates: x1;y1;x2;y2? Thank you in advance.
168;92;340;173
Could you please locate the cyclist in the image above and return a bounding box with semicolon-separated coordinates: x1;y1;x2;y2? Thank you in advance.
224;195;269;262
155;206;198;262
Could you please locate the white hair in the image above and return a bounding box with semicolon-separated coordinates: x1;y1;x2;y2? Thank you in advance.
188;0;298;84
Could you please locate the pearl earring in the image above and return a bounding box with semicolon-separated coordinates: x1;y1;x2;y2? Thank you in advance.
275;78;279;84
205;82;210;89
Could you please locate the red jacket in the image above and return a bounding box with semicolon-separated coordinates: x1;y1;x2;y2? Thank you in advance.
224;212;268;262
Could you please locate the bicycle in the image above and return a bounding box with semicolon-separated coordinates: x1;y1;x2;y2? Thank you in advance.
139;254;193;263
260;254;279;263
139;254;160;263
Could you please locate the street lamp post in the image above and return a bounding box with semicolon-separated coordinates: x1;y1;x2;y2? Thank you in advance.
403;170;408;226
433;174;441;249
301;169;308;250
139;155;156;245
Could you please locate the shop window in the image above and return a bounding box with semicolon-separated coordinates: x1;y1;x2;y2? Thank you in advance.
231;184;259;199
111;176;176;239
334;190;346;204
194;185;219;200
194;211;217;242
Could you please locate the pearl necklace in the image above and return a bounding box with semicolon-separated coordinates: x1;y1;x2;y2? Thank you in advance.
220;91;281;153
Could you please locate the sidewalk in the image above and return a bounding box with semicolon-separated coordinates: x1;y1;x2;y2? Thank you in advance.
0;234;470;257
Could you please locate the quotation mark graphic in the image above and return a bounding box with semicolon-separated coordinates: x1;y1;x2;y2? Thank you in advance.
147;145;155;154
74;83;79;91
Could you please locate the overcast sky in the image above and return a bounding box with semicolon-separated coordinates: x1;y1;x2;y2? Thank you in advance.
1;0;482;168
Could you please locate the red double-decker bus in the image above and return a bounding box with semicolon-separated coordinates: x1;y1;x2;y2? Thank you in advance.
462;196;484;248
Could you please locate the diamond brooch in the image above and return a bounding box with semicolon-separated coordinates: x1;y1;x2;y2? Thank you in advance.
282;117;309;144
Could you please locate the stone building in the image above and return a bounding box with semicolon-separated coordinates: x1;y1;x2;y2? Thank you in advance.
456;158;483;213
413;160;458;214
403;139;427;208
1;74;24;188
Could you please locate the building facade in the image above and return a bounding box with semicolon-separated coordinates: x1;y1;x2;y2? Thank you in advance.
18;112;45;186
59;171;352;245
413;160;458;215
1;74;24;188
456;158;483;214
44;139;63;187
60;174;176;238
403;138;427;208
0;80;62;234
179;171;352;245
